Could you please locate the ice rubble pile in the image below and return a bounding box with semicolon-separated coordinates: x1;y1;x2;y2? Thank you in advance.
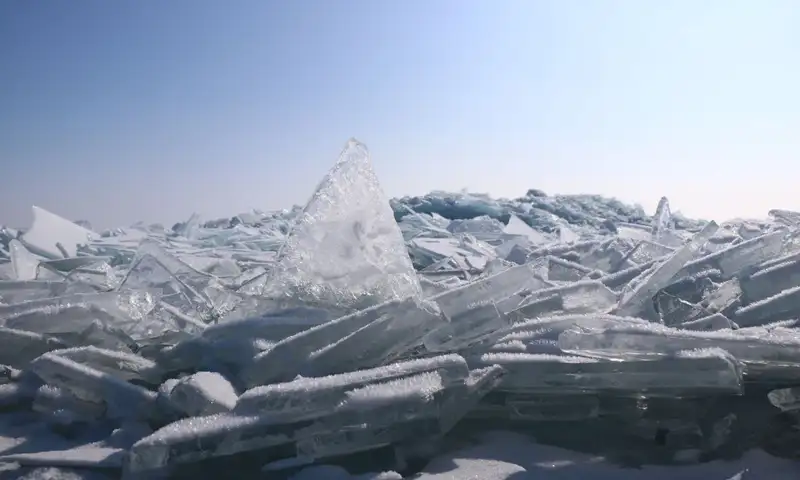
1;140;800;479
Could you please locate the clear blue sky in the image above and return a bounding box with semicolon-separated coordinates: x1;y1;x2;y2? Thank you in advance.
2;1;799;229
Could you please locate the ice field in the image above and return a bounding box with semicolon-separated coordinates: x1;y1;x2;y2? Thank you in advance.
0;140;798;479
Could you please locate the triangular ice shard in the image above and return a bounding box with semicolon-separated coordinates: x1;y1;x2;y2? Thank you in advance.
652;196;671;242
265;139;421;309
503;215;548;245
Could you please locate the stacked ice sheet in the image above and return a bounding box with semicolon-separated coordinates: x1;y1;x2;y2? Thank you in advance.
0;139;799;478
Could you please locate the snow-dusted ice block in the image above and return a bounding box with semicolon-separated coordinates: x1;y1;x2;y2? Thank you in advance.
29;353;157;421
430;262;549;319
503;313;647;336
304;304;445;376
734;285;800;327
0;291;157;334
8;239;41;281
201;307;332;344
504;215;548;245
264;139;421;309
242;297;439;386
32;384;106;421
293;371;451;437
294;366;505;460
423;302;510;352
167;371;238;416
0;446;126;468
651;196;672;244
507;280;619;319
676;313;736;331
471;348;743;396
20;206;98;259
125;413;297;476
48;346;160;384
739;257;800;303
235;354;469;417
557;323;800;381
126;369;477;476
616;221;719;318
679;230;785;280
0;326;65;367
768;387;800;412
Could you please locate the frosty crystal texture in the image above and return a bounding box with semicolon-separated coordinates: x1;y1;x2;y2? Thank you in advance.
2;141;800;477
263;139;422;310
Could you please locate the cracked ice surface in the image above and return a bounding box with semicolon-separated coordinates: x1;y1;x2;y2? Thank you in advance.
0;139;799;479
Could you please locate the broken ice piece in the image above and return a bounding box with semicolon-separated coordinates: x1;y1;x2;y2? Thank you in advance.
767;387;800;412
651;197;672;244
125;413;295;477
264;139;422;309
295;366;505;460
734;285;800;327
235;354;469;417
557;323;800;381
503;215;548;245
423;302;510;352
29;353;157;421
430;262;549;319
20;206;98;259
495;313;647;344
167;371;238;417
680;230;784;280
48;346;160;384
9;240;41;281
544;256;593;282
676;313;736;331
303;304;445;377
740;257;800;304
507;280;618;319
701;278;742;314
242;297;438;387
473;348;742;396
0;382;35;409
616;221;719;319
32;384;106;421
0;327;65;367
0;446;125;469
296;371;453;435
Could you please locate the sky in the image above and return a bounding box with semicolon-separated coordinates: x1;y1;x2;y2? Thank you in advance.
1;1;799;230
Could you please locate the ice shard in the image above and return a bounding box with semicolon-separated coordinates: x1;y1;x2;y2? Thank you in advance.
9;240;41;281
166;371;238;416
430;262;550;319
0;326;66;367
651;196;672;243
616;221;719;319
235;354;469;417
29;353;158;421
20;206;98;259
503;215;548;245
263;139;421;310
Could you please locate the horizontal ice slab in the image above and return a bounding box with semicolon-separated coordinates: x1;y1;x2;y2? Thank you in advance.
470;348;743;396
235;354;468;417
29;352;157;421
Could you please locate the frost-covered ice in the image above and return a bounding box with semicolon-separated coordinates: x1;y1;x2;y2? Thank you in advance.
0;139;799;478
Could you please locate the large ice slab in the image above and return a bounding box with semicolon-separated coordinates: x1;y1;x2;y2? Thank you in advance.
263;139;421;310
20;206;98;259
